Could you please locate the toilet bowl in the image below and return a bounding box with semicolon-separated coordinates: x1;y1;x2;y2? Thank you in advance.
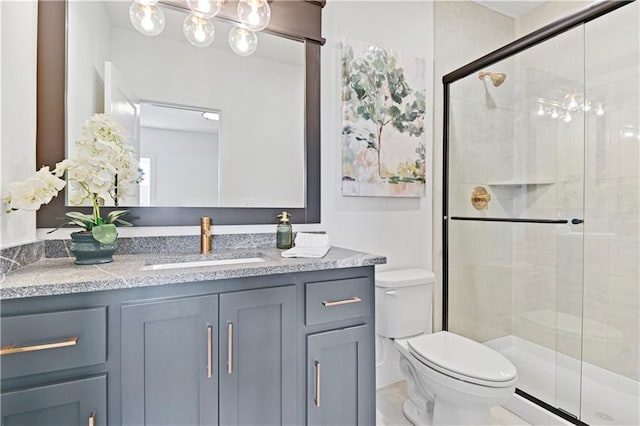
395;332;517;425
375;269;518;426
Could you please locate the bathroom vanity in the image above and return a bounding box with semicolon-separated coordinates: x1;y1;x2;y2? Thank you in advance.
0;240;385;425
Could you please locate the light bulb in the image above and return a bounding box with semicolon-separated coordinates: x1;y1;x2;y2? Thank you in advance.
237;0;270;31
536;104;545;116
596;107;605;116
183;14;215;47
551;108;559;119
186;0;222;18
563;112;572;123
228;26;258;56
583;101;592;112
129;2;165;36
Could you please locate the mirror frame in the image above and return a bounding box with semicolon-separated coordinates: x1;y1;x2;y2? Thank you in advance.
36;0;324;227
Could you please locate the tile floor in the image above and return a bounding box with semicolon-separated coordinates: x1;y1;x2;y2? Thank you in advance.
376;381;531;426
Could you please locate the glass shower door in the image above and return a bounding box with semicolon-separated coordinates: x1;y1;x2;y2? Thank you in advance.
445;24;586;419
581;2;640;425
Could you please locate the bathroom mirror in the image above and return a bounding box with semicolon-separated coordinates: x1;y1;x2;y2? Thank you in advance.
66;1;305;208
36;0;324;226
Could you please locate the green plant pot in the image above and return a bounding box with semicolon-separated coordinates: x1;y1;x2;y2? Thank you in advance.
70;231;118;265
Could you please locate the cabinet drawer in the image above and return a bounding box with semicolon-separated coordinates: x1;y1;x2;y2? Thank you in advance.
1;375;107;425
1;307;107;379
305;277;371;326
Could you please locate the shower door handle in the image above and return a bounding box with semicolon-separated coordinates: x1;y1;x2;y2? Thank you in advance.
571;218;583;225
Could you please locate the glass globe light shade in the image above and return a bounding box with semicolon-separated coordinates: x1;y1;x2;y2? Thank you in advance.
183;14;215;47
186;0;222;19
237;0;270;32
228;26;258;56
129;2;165;36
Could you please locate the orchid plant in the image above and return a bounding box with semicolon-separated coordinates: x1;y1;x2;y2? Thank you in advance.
3;113;142;244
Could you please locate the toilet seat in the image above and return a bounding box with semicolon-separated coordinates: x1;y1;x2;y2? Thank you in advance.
406;331;517;388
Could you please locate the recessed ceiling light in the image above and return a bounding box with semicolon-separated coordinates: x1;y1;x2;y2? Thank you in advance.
202;112;220;121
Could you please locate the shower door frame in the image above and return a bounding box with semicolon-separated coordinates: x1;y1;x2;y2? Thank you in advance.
441;1;635;425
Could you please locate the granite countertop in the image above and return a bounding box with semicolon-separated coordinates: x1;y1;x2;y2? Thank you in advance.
0;246;386;300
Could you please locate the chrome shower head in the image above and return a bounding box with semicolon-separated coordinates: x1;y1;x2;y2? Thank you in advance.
479;71;507;87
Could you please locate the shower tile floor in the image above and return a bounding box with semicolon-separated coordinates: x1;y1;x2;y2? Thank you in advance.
376;381;531;426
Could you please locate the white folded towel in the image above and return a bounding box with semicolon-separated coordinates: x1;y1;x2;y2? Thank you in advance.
294;233;330;248
281;246;330;258
281;233;331;258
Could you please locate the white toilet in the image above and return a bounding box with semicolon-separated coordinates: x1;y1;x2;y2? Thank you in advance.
376;269;518;426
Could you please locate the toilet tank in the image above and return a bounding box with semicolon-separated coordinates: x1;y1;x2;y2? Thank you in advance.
375;269;435;338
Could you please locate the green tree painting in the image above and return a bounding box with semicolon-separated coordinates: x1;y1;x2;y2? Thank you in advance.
342;40;427;197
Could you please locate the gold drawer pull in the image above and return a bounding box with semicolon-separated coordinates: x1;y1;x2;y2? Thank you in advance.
314;360;321;407
88;411;96;426
227;322;233;374
0;336;79;355
322;297;361;307
207;325;213;379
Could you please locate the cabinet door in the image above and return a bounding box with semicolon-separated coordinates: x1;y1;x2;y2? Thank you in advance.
1;375;106;426
307;325;374;426
219;286;297;426
121;295;218;426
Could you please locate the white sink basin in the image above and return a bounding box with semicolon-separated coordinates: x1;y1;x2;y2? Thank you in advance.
141;257;266;271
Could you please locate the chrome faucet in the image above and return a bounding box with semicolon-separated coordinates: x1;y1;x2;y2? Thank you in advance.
201;217;212;254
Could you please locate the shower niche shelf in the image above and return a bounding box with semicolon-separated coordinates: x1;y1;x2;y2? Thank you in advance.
487;179;554;187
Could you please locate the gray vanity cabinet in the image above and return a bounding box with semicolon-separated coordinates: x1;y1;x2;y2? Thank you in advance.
121;295;219;426
306;325;374;426
219;286;297;425
120;285;297;426
1;375;106;426
1;264;378;426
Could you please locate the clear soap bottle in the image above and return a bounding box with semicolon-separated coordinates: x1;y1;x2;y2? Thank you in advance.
276;211;293;249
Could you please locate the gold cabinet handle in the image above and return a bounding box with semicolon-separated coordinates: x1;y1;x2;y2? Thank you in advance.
0;336;79;355
322;297;362;307
227;322;233;374
207;325;213;379
314;361;321;407
89;411;96;426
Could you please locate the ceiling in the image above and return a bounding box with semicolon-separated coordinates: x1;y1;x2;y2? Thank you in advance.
473;0;547;17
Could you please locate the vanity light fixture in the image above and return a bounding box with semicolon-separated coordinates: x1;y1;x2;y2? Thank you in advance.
129;0;165;36
228;26;258;56
187;0;222;18
202;111;220;121
129;0;271;56
535;94;606;121
183;14;216;47
237;0;271;31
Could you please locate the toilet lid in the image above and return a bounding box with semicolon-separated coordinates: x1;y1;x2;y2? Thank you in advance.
407;331;517;387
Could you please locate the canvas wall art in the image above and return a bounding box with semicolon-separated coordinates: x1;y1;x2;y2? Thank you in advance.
341;39;427;197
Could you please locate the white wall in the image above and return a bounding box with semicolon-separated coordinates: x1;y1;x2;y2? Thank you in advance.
0;0;38;249
66;0;112;149
321;1;434;389
139;127;219;206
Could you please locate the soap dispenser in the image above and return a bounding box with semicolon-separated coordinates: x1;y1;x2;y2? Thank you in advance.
276;211;293;249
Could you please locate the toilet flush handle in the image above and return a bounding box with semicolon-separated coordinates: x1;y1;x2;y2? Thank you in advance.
385;290;398;296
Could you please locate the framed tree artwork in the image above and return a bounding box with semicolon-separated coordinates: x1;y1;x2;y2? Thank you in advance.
341;39;427;197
